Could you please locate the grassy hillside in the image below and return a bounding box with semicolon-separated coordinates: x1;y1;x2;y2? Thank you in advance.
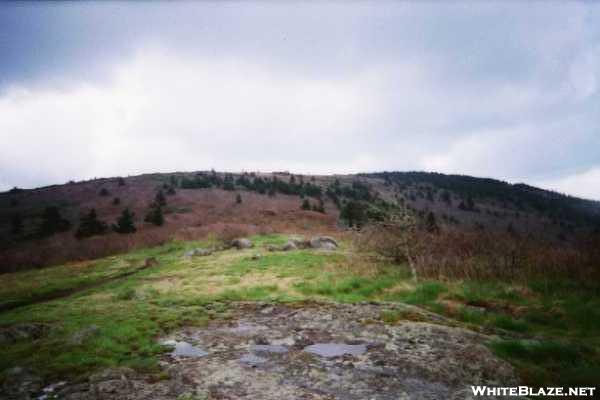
1;170;599;272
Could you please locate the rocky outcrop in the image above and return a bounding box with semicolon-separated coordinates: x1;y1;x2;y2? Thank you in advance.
0;323;48;345
32;302;519;400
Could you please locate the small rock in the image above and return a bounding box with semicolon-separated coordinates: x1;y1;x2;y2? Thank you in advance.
231;238;253;249
69;324;100;345
89;367;136;383
184;248;213;258
1;366;42;398
0;323;47;344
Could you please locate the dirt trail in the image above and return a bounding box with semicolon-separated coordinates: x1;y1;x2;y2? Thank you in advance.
0;264;152;314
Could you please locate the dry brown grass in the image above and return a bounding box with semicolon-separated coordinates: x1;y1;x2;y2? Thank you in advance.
355;225;600;283
1;184;340;272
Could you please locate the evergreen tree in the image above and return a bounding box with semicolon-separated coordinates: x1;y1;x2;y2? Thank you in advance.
301;199;311;210
39;206;71;237
11;214;23;235
425;211;439;233
113;208;136;234
340;201;367;228
144;203;164;226
223;174;235;191
315;198;326;213
155;190;167;206
166;186;176;195
169;175;178;188
76;209;108;239
440;190;452;205
236;193;242;204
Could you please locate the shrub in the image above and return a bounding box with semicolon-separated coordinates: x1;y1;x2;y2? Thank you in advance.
117;177;126;186
99;188;110;196
236;193;242;204
112;197;121;205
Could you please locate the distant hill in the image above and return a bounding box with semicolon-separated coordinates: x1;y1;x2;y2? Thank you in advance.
1;170;599;272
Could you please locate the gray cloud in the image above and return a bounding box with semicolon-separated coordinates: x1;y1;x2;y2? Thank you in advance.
0;1;599;199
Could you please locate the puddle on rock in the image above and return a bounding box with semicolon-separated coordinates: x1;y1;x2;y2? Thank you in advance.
252;344;288;353
304;343;367;358
240;353;267;367
162;340;208;358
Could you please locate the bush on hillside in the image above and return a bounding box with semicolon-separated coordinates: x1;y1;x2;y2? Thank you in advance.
76;209;108;239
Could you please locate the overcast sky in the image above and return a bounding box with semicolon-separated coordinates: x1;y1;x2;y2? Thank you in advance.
1;2;599;200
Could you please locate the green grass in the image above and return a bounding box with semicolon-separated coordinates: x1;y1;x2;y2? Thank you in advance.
489;339;600;387
1;233;599;392
431;279;600;389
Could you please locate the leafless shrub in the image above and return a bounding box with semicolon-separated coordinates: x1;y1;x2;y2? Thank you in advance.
356;217;600;283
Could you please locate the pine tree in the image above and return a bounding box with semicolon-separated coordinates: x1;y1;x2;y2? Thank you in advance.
113;208;136;234
39;206;71;237
223;174;235;191
144;203;164;226
11;214;23;235
301;199;311;210
155;190;167;206
425;211;439;233
76;209;108;239
340;201;367;228
166;186;176;195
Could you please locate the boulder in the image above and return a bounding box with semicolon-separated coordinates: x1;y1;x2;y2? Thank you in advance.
309;236;338;250
281;241;298;251
231;238;254;250
290;238;311;249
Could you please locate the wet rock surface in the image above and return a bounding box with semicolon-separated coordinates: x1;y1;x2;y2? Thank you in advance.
5;303;519;399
